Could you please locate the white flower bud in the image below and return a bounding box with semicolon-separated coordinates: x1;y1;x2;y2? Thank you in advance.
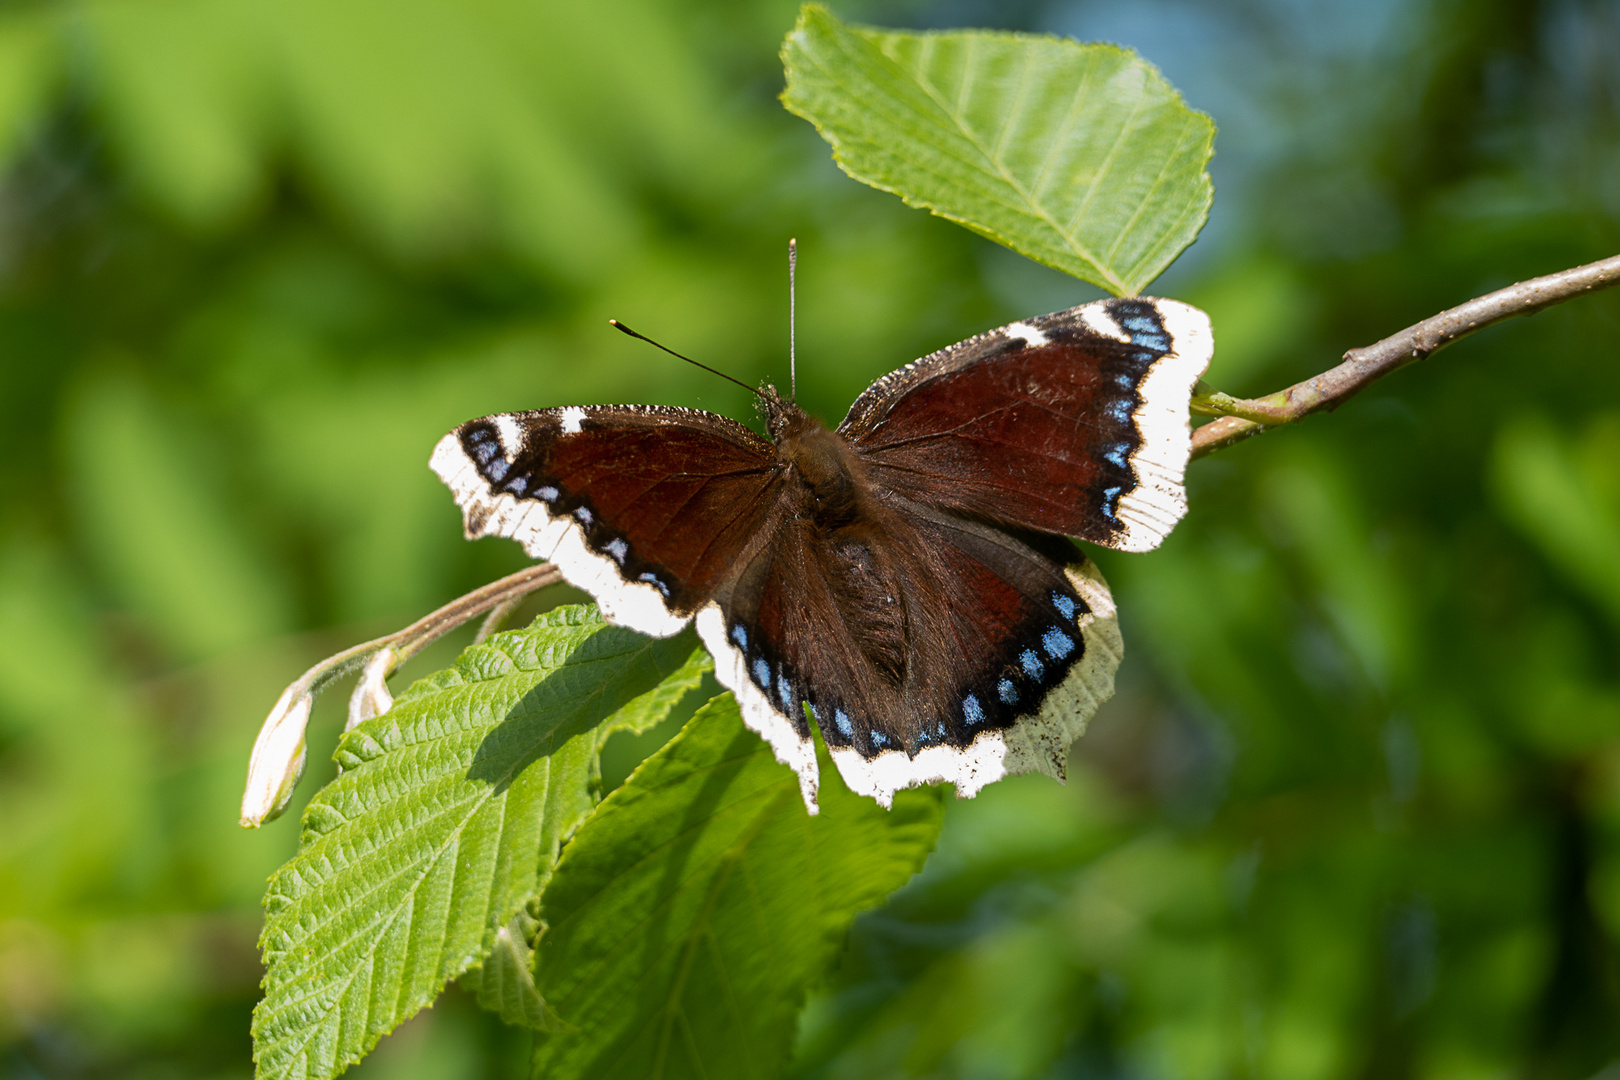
240;686;313;827
347;648;396;731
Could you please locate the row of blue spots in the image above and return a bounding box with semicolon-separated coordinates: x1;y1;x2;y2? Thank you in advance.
731;620;807;731
639;571;670;598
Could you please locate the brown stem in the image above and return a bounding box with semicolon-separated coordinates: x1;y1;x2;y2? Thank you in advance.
1189;252;1620;460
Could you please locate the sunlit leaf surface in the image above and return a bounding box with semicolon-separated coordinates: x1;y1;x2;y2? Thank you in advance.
782;4;1213;296
252;608;702;1080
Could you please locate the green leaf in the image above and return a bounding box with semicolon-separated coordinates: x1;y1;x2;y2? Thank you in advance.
467;646;713;1028
530;693;945;1080
252;607;701;1080
471;910;557;1031
781;4;1213;296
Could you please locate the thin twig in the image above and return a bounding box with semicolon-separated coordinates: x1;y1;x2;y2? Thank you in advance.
242;562;562;826
1189;252;1620;460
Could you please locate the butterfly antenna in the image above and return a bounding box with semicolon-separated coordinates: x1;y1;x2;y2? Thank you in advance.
608;320;763;401
788;238;798;404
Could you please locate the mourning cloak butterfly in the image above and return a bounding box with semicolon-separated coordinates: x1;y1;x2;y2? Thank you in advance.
431;297;1212;812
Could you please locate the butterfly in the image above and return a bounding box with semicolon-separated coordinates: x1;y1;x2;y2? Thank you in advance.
431;297;1212;812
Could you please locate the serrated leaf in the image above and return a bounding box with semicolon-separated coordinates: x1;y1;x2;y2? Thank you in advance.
781;4;1213;296
468;646;713;1027
252;606;700;1080
471;912;558;1031
530;693;945;1080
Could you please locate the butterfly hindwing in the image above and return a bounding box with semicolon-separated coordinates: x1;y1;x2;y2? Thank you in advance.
840;297;1212;553
700;491;1122;808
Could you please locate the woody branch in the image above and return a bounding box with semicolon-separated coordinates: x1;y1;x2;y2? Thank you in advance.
1189;252;1620;460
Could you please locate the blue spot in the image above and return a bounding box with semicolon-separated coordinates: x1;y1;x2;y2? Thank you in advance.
574;506;593;525
1020;648;1044;680
752;658;771;688
1107;398;1133;423
776;673;795;712
485;457;510;482
639;572;670;597
605;538;628;564
1132;349;1159;366
963;694;984;727
470;439;499;465
537;485;559;502
937;719;947;739
1052;592;1076;620
997;678;1019;705
504;474;529;495
917;725;933;746
1043;627;1075;659
1117;312;1169;352
871;728;890;749
834;708;853;738
1115;372;1136;389
1102;485;1123;520
730;624;748;651
1104;443;1129;468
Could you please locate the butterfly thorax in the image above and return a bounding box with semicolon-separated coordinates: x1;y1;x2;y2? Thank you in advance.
766;392;864;527
764;388;911;687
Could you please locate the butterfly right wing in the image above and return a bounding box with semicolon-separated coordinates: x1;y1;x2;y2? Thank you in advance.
431;405;787;638
839;297;1212;553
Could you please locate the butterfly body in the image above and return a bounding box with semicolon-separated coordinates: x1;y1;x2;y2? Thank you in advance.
432;297;1212;811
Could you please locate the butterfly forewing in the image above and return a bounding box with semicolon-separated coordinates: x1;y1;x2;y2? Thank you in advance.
432;405;785;636
841;298;1212;553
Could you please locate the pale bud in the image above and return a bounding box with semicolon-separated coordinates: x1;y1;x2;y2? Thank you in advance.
347;648;396;731
240;686;313;827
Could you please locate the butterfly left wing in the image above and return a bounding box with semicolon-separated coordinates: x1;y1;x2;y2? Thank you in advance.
838;297;1213;553
430;405;786;637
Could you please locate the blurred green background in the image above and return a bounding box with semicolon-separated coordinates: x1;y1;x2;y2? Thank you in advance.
1;0;1617;1077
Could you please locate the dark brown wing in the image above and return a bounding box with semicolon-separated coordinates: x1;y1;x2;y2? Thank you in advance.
839;298;1212;553
431;405;786;637
698;489;1122;809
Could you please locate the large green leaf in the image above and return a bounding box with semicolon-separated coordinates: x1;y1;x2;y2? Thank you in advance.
781;4;1213;296
252;607;705;1080
530;694;945;1080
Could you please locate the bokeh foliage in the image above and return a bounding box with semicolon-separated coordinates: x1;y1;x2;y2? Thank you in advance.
0;1;1618;1079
